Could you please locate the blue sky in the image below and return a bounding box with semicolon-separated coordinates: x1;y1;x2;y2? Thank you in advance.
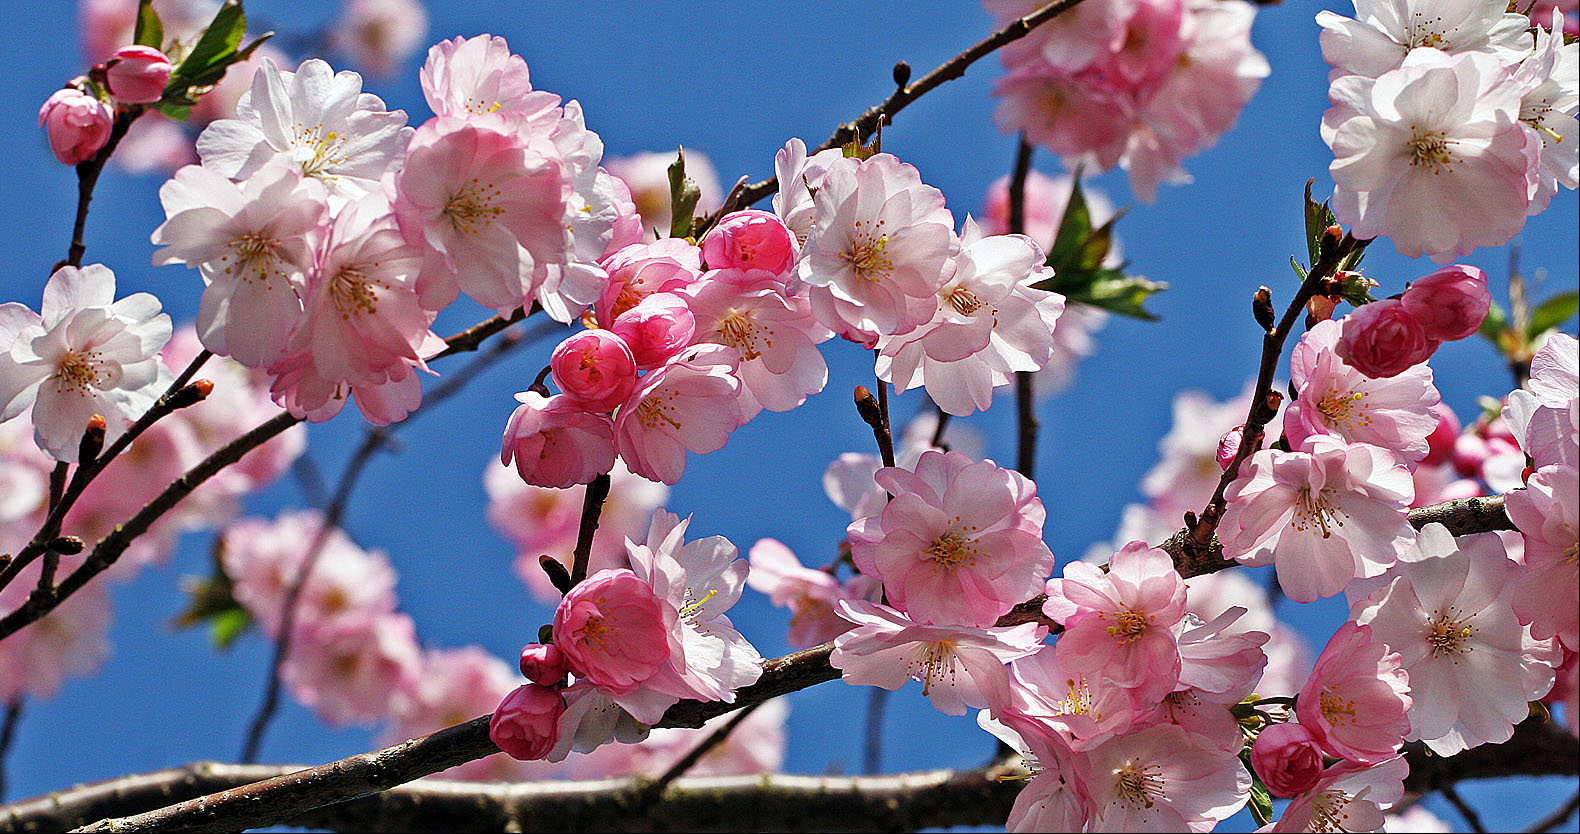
0;1;1575;830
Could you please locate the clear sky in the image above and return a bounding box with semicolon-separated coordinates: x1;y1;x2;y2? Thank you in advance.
0;1;1575;831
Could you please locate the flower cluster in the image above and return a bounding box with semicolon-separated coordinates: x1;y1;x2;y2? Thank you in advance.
986;0;1270;201
1320;1;1578;260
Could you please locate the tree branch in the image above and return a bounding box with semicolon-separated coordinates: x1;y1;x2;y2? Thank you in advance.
707;0;1091;220
13;716;1573;833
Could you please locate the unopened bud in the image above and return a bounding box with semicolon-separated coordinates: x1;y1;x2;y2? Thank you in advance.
1306;293;1338;322
520;643;568;686
104;45;173;104
538;554;572;595
48;535;84;555
1319;224;1343;259
78;414;107;462
853;385;882;428
892;61;912;89
168;379;213;410
1217;426;1245;470
1252;287;1275;331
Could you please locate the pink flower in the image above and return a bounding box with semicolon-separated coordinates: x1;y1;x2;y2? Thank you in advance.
1296;621;1412;764
0;571;111;702
1355;524;1562;755
1043;541;1188;702
830;599;1045;716
1334;299;1438;380
383;647;548;782
1251;722;1325;797
614;510;763;721
392;117;570;313
336;0;427;79
1421;403;1461;468
1081;723;1251;832
1507;465;1579;651
682;269;830;420
1316;0;1532;80
1325;48;1537;261
612;344;742;485
1400;264;1491;342
980;710;1092;832
609;292;695;370
1143;384;1275;515
596;238;704;324
490;683;566;761
746;537;878;647
220;510;399;637
500;391;616;489
796;153;957;340
519;643;568;686
701;209;796;277
849;449;1053;628
104;45;172;103
552;568;671;693
1220;438;1415;603
419;34;551;122
1271;757;1408;834
997;644;1140;751
1290;319;1441;463
550;329;638;412
281;611;423;726
38;87;112;165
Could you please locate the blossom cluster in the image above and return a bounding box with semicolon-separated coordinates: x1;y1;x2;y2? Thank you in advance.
986;0;1270;201
1320;0;1579;260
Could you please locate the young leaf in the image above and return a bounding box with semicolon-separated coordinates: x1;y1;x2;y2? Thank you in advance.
209;607;254;650
1478;299;1508;343
1525;291;1579;340
1045;175;1094;273
182;0;246;74
1248;777;1273;827
133;0;164;50
667;148;702;240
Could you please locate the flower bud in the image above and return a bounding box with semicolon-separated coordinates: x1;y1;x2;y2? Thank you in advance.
1400;264;1491;342
550;329;638;412
38;87;113;165
1335;298;1438;379
1250;722;1325;797
501;391;617;489
1217;425;1244;470
701;209;797;277
1422;402;1460;468
519;643;568;686
489;683;566;761
610;292;695;369
105;45;173;104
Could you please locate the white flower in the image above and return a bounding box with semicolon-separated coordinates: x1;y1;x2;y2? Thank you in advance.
0;265;172;461
1354;524;1562;755
1316;0;1533;80
195;58;412;207
1512;10;1580;215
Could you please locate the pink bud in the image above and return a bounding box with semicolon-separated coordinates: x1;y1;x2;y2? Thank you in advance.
553;568;672;693
489;683;566;761
501;391;617;489
611;292;696;369
38;88;113;165
1334;298;1438;379
1400;264;1491;342
701;209;797;276
550;329;638;411
519;643;568;686
1217;425;1244;470
1422;403;1461;468
1250;722;1325;797
105;45;173;104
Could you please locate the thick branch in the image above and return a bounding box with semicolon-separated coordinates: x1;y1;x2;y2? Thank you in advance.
13;717;1573;833
710;0;1089;219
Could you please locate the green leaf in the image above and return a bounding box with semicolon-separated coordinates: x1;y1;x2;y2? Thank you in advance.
1037;271;1167;321
1526;291;1579;340
133;0;164;49
1248;777;1273;827
667;148;702;240
1290;256;1308;282
1302;178;1333;268
154;102;193;121
1478;299;1508;343
209;607;253;650
182;0;245;73
1045;175;1095;274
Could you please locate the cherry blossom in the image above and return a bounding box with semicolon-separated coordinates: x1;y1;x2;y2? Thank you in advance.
1220;437;1415;603
151;161;327;367
1333;298;1438;380
500;391;617;489
550;329;638;412
1399;264;1492;343
336;0;428;79
596;238;704;325
1269;756;1407;833
1316;0;1532;80
849;449;1053;628
1250;722;1325;797
612;343;742;485
1043;541;1188;702
980;710;1093;832
195;58;412;206
1325;48;1537;261
1504;332;1579;471
608;292;695;370
830;599;1045;716
745;537;879;648
1506;465;1578;650
796;152;957;341
490;682;567;761
0;264;173;461
38;86;112;165
0;568;110;703
997;644;1140;751
384;647;548;782
419;34;552;122
700;209;796;278
220;510;399;637
280;610;423;726
681;269;830;420
1080;723;1250;832
552;567;672;696
104;45;172;104
1296;621;1412;764
1513;11;1579;215
1354;524;1562;755
1289;319;1440;461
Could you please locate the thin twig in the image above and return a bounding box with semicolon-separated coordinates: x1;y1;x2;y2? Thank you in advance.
1525;792;1580;834
928;406;951;451
637;700;767;811
0;699;21;803
1440;784;1488;834
704;0;1091;220
63;106;145;270
568;473;613;588
1007;136;1038;480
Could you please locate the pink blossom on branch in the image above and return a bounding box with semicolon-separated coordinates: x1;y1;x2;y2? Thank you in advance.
681;269;830;421
1293;319;1440;461
1506;464;1579;651
38;86;113;165
104;45;172;104
849;448;1053;628
1296;621;1412;764
500;391;617;489
549;328;638;412
612;344;742;485
1250;722;1325;798
552;568;671;694
489;682;566;762
746;537;879;648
